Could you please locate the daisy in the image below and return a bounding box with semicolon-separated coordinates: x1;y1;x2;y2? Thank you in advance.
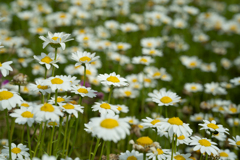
184;83;203;93
48;95;71;104
46;75;71;91
1;143;29;160
32;154;57;160
46;121;59;128
125;116;140;125
112;42;131;51
158;117;193;137
175;135;191;146
228;135;240;147
92;102;119;115
59;103;83;118
29;79;52;95
0;61;13;77
141;117;166;129
90;114;130;142
230;77;240;86
204;82;227;95
39;31;73;50
97;72;128;87
218;149;237;160
173;152;192;160
71;85;97;98
119;150;143;160
118;87;139;98
33;52;59;70
142;48;163;57
199;120;229;134
189;136;219;156
190;113;204;122
33;103;63;122
0;89;23;111
10;107;35;127
71;51;100;68
150;88;181;106
132;56;154;65
114;104;129;113
147;148;170;160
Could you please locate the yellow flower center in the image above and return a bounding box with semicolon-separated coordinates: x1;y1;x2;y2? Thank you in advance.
191;86;197;90
189;62;196;67
106;76;120;83
195;116;203;121
37;27;43;33
149;50;156;54
21;103;29;107
218;107;224;111
77;88;88;94
137;137;153;146
0;62;2;67
62;103;75;109
132;79;137;83
207;123;219;129
144;78;151;82
0;91;14;100
174;155;186;160
40;103;55;112
140;58;148;63
198;139;211;147
219;152;228;157
151;119;160;125
83;36;89;41
168;117;183;125
177;135;185;140
52;36;61;41
48;122;57;126
86;70;91;75
124;91;132;96
117;106;122;111
127;156;137;160
57;97;65;102
51;78;63;84
147;42;152;47
100;103;111;109
11;147;21;154
117;45;124;50
60;13;66;18
129;119;133;123
190;157;196;160
153;72;161;77
79;56;91;62
156;148;164;155
138;124;143;129
18;58;25;63
229;108;237;113
236;141;240;145
37;85;49;90
160;96;173;103
100;118;119;129
21;111;34;118
41;56;53;64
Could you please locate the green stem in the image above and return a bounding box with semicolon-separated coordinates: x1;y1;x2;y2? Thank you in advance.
65;128;72;157
143;153;146;160
89;137;95;160
63;115;69;155
21;125;24;143
108;85;113;103
18;85;21;95
5;110;12;160
98;141;105;160
34;122;43;157
54;117;63;156
30;124;38;142
171;134;174;160
69;116;79;156
90;138;100;160
52;48;58;76
107;141;111;160
27;125;32;159
55;89;58;106
165;107;168;118
49;123;55;155
39;122;47;156
83;64;86;86
200;154;203;160
44;67;47;79
41;92;44;104
205;154;208;160
10;119;15;143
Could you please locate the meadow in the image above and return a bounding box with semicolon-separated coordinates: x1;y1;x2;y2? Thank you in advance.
0;0;240;160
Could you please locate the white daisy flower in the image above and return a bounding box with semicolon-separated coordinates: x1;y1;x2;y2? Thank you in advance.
48;95;71;104
184;83;203;93
71;51;100;68
92;102;119;115
59;103;83;118
114;104;129;113
142;48;163;57
230;77;240;86
204;82;227;95
190;113;205;122
46;75;71;91
228;135;240;147
173;152;192;160
46;121;59;128
150;88;181;106
174;135;191;146
0;89;23;111
117;87;139;99
158;117;193;137
90;114;130;142
97;72;128;87
199;120;229;134
33;52;59;70
0;61;13;77
146;148;170;160
218;149;237;160
10;107;35;127
71;85;97;98
33;103;63;122
119;150;143;160
141;117;166;129
132;56;154;65
0;139;8;146
29;79;52;95
39;31;73;50
32;154;56;160
189;136;219;156
125;116;139;125
1;143;29;160
112;42;131;51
